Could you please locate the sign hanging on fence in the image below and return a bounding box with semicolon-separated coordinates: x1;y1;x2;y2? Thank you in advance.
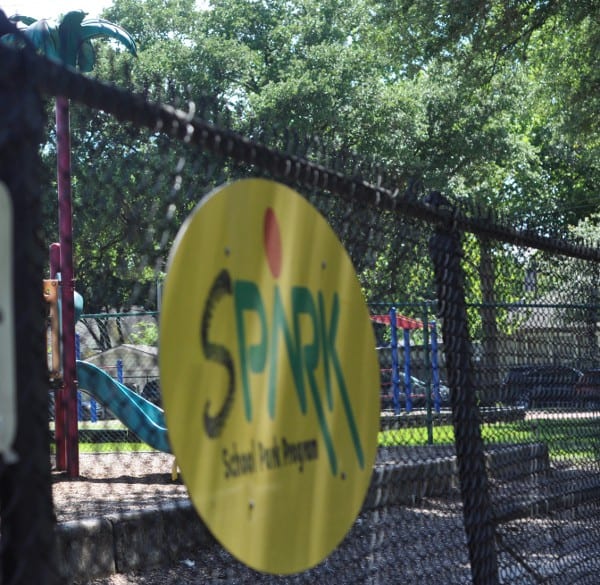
159;178;380;574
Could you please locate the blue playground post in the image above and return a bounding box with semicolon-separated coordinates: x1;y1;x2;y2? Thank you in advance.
117;359;123;383
76;334;84;421
87;332;98;422
90;395;98;423
373;307;440;416
389;307;401;414
76;332;99;423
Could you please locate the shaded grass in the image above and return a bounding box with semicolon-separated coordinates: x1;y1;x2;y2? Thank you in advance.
379;415;600;463
51;413;600;462
49;420;128;431
78;442;155;453
50;441;155;454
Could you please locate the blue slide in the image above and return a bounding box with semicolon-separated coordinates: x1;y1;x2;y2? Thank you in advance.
76;360;171;453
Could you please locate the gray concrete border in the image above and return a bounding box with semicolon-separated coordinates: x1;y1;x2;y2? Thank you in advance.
54;502;212;582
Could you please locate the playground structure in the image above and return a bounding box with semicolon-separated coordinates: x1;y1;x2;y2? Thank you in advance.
42;299;447;469
44;299;443;446
44;264;172;475
371;306;444;414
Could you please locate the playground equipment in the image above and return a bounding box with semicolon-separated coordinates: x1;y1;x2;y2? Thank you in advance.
44;277;84;385
44;238;89;477
371;306;443;415
45;265;172;477
75;361;170;453
43;279;61;383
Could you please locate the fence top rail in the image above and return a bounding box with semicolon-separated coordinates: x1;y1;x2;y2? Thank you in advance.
80;312;159;319
1;32;599;263
468;302;600;310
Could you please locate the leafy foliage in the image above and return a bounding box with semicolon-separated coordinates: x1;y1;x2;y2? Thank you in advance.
21;0;598;318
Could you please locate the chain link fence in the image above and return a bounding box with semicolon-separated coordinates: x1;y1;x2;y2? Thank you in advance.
1;17;600;584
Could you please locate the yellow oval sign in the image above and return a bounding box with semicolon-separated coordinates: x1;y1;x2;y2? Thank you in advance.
159;179;379;574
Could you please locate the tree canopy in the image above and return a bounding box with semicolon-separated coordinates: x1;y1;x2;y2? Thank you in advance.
31;0;598;314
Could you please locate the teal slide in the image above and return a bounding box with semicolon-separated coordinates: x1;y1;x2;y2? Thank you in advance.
76;360;171;453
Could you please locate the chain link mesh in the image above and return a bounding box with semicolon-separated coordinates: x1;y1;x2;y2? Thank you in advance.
1;32;600;585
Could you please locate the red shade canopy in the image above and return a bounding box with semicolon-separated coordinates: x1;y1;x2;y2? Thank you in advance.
370;314;424;330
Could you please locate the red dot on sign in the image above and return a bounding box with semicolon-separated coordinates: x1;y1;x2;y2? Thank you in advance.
264;207;282;278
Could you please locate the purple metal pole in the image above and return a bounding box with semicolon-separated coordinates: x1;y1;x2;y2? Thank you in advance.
56;95;79;477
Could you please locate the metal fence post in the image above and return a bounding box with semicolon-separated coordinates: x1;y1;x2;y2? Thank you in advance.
403;327;412;412
0;25;58;585
428;203;500;585
422;301;434;443
390;307;401;413
430;321;441;412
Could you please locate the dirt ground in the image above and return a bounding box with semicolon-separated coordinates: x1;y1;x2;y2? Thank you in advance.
52;451;188;523
53;452;472;584
56;447;600;584
52;451;203;583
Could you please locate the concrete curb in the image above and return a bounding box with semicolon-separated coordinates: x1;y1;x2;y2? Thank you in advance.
55;502;212;582
55;517;116;580
365;442;551;509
